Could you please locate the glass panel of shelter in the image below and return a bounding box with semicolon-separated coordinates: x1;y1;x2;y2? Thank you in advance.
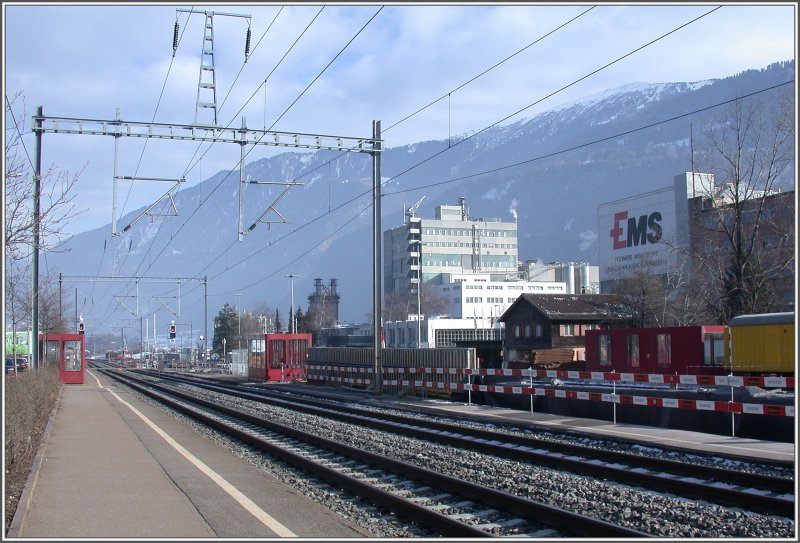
64;341;82;372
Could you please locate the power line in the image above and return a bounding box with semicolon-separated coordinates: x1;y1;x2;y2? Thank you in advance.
177;79;794;312
82;4;581;324
85;7;383;329
72;5;731;329
133;7;380;279
384;5;724;187
284;6;598;189
385;80;795;197
88;7;324;326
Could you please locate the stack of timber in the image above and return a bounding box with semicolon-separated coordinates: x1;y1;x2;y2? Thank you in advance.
505;348;586;371
531;347;585;371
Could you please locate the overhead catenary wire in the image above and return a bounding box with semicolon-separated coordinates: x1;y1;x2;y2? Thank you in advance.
108;4;320;308
117;4;732;324
88;7;320;327
178;78;793;311
133;6;381;279
92;7;197;323
282;6;597;189
104;2;579;301
90;6;379;326
172;3;728;293
84;5;738;331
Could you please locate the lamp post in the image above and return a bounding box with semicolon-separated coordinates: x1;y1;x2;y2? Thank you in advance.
286;274;298;333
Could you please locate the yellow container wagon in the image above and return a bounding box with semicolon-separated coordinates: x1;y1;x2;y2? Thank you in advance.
724;312;795;375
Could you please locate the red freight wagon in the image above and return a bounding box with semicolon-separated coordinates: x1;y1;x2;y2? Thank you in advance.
40;333;86;384
584;326;726;376
248;333;312;382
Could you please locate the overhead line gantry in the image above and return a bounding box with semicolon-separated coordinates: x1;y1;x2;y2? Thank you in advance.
34;111;385;394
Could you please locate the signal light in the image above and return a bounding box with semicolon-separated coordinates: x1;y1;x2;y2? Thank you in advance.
78;322;85;334
169;324;176;340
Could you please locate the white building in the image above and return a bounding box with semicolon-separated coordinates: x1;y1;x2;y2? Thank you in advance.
521;261;600;294
383;198;519;297
383;316;503;349
431;274;567;321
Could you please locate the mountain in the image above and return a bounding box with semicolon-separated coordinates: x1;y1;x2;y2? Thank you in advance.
47;60;795;337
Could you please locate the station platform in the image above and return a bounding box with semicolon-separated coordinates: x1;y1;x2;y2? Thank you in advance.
263;381;796;465
7;370;371;539
375;394;796;464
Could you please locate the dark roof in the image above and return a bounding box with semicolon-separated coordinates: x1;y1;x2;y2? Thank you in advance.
498;293;629;322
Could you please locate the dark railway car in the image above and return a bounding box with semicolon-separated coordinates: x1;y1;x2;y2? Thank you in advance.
584;325;726;376
248;333;312;382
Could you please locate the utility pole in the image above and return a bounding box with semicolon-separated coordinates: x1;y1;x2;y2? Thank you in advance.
372;120;382;395
31;106;43;371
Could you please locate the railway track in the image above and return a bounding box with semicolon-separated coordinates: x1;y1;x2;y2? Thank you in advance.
140;370;794;518
102;369;649;538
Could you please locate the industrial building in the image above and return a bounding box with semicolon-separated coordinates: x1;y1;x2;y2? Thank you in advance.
597;172;794;311
383;197;519;298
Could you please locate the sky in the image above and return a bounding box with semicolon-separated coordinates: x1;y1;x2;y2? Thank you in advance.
4;2;796;238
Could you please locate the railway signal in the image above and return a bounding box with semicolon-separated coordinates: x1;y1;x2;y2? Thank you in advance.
169;322;176;341
78;321;85;334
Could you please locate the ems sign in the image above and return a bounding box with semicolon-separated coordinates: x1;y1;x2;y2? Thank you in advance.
597;187;676;280
610;211;663;249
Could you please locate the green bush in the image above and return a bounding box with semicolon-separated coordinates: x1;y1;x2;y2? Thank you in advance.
4;366;61;533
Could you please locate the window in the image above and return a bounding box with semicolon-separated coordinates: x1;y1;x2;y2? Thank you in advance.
599;335;611;366
627;335;640;367
64;341;82;372
524;325;531;337
268;339;285;369
534;324;543;337
656;334;671;368
45;341;60;367
514;325;522;337
703;333;725;366
560;324;575;336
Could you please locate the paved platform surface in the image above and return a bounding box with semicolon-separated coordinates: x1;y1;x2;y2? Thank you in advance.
7;370;371;539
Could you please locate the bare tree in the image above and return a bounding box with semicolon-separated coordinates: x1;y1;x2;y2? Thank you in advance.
383;284;450;322
607;262;666;328
11;271;71;336
5;93;86;262
691;90;795;321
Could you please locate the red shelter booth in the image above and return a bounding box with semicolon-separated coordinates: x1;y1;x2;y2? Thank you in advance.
248;333;312;382
40;334;86;384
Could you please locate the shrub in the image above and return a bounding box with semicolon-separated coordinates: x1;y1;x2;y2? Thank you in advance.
4;366;61;533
